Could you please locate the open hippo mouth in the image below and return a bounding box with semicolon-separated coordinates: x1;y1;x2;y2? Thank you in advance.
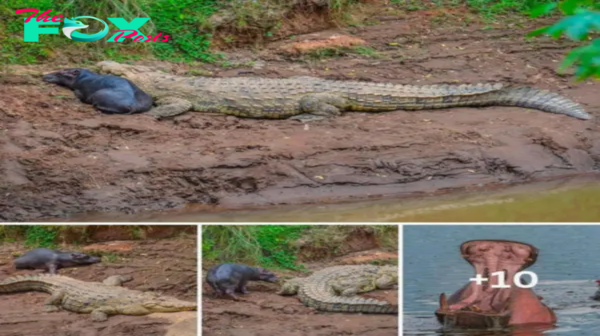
435;239;555;329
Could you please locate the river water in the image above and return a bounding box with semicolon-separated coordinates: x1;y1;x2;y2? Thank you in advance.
403;225;600;335
72;175;600;222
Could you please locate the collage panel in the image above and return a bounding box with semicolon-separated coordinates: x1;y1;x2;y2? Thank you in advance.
0;225;198;336
201;224;399;336
403;225;600;336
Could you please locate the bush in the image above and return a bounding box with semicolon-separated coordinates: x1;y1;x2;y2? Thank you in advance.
528;0;600;80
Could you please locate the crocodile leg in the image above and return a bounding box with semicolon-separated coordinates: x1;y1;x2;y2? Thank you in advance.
102;275;133;286
340;288;359;296
146;97;193;119
290;93;349;122
91;307;116;322
44;289;65;312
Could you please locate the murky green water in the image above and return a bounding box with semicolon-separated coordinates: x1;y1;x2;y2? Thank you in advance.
81;176;600;222
403;225;600;335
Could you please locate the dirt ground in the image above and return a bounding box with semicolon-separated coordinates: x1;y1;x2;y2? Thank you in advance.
2;3;600;221
0;230;197;336
202;249;398;336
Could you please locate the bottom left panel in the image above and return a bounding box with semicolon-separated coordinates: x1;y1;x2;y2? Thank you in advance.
0;224;198;336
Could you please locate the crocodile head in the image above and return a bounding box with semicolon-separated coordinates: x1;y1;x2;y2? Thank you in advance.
142;295;197;313
277;278;304;296
375;265;399;290
96;61;169;96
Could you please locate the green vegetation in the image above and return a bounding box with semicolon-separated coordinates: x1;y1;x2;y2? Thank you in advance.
4;0;597;81
202;225;398;270
0;225;62;248
0;225;179;247
2;0;363;65
464;0;551;19
202;225;311;270
528;0;600;80
391;0;552;19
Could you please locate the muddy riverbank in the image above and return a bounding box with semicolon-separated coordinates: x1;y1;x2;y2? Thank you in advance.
1;5;599;221
0;230;197;336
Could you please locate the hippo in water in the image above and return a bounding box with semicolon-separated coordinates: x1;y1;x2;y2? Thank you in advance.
435;240;556;329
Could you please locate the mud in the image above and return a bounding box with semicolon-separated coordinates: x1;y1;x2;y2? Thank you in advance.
0;234;197;336
1;4;599;221
202;249;398;336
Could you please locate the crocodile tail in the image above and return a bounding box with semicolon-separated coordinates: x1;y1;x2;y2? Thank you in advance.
0;274;52;293
485;86;591;120
300;292;398;314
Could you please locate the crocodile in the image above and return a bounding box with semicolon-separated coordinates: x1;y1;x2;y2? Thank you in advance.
0;274;197;321
96;60;591;121
277;264;398;314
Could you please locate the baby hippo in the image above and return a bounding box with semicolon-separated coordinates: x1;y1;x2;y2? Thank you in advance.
42;68;153;115
206;263;278;300
14;248;101;274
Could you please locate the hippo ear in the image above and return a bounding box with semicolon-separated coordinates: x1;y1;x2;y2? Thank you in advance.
65;69;81;78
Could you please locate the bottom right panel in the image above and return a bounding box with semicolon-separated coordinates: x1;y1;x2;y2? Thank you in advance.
403;224;600;336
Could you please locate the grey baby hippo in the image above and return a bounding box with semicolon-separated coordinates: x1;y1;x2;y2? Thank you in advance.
42;68;153;115
14;248;101;274
206;263;278;300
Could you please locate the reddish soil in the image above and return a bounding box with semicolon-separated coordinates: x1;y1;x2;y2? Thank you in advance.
202;249;398;336
1;4;600;221
0;231;197;336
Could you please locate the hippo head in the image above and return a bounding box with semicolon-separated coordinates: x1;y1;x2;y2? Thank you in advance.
42;68;87;88
256;268;278;282
434;240;556;329
65;252;101;266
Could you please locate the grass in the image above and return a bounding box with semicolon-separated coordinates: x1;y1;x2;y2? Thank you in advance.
391;0;554;20
202;225;398;270
0;225;181;247
3;0;365;65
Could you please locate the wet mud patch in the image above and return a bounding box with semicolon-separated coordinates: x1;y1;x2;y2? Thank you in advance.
1;7;600;221
202;249;398;336
0;235;197;336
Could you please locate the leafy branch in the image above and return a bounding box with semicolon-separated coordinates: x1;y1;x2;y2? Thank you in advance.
528;0;600;80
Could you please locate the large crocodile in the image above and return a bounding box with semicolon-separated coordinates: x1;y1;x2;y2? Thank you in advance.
277;264;398;314
0;274;197;321
96;61;591;121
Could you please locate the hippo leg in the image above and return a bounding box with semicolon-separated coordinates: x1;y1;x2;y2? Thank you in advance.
237;280;249;294
89;90;136;115
224;288;239;301
47;263;57;274
207;281;221;298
